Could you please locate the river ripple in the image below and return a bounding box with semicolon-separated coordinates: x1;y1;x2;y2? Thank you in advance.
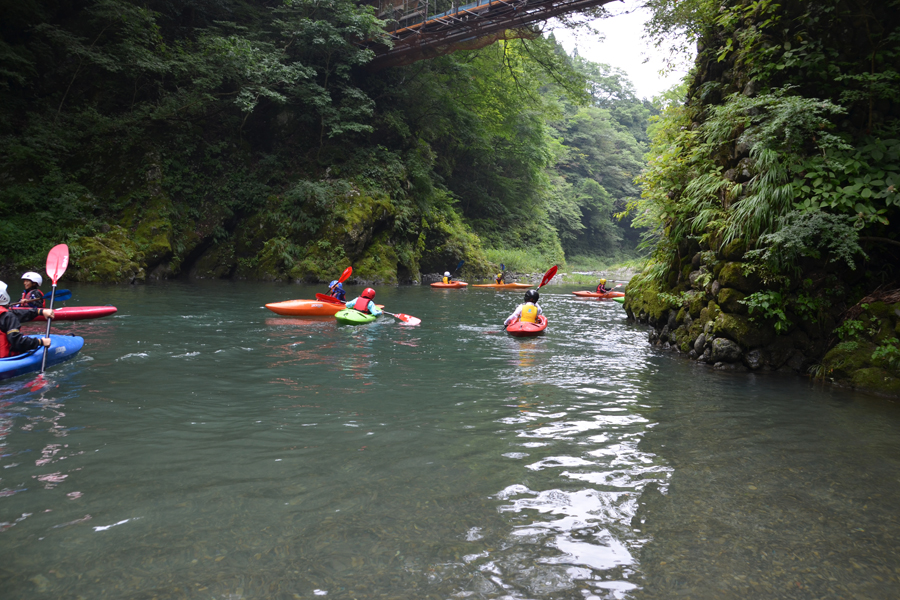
0;281;898;599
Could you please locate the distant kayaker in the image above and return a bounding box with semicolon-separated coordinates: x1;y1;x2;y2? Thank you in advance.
495;271;505;284
504;290;542;326
345;288;382;316
0;281;55;358
328;280;346;302
17;272;45;309
596;279;611;294
442;271;453;284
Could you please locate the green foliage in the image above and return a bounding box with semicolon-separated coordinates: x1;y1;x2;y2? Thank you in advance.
741;290;791;334
743;211;866;280
872;338;900;371
835;319;866;341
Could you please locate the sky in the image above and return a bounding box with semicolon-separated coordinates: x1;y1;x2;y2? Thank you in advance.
549;1;691;100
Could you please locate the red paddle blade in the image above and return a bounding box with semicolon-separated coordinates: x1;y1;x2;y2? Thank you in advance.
538;265;558;288
338;266;353;284
316;293;344;305
45;244;69;284
394;313;421;326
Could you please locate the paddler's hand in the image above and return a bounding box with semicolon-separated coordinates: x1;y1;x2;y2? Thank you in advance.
42;309;55;319
40;337;52;347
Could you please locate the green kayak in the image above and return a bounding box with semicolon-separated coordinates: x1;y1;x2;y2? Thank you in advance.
335;308;379;325
613;296;625;304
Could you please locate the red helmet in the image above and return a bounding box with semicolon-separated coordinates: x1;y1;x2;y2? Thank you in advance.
362;287;376;299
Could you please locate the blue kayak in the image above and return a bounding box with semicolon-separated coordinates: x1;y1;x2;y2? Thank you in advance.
0;334;85;380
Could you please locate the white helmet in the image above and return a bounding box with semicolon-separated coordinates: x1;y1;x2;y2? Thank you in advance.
0;281;9;306
444;271;450;277
21;271;43;286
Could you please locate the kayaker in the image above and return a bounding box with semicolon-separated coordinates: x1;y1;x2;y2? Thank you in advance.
442;271;453;284
17;272;45;308
0;281;54;358
596;278;611;294
495;271;505;284
328;280;346;302
345;288;382;316
504;290;542;326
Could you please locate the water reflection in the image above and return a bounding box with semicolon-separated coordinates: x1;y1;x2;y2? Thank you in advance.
1;283;899;599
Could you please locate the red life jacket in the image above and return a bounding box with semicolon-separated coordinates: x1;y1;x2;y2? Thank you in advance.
353;296;371;313
0;306;13;358
20;289;44;308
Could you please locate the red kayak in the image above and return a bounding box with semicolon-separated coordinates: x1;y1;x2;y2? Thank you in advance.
506;315;548;337
32;306;118;321
572;291;625;299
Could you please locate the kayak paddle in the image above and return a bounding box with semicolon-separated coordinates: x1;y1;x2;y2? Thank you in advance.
383;310;421;326
537;265;558;289
13;289;71;306
452;260;464;274
41;244;69;373
316;293;344;305
329;266;352;292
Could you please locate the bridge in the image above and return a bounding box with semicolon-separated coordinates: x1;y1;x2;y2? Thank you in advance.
365;0;619;69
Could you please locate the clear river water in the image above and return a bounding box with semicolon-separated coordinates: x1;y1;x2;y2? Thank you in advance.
2;281;900;600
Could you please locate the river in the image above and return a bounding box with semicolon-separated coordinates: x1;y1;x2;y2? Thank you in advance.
2;281;899;599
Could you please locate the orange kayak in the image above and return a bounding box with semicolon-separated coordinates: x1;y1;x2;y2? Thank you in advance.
572;291;625;299
471;283;532;289
265;299;384;316
506;315;548;337
430;282;468;288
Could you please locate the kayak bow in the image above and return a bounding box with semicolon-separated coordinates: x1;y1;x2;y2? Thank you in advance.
506;315;548;337
0;334;84;380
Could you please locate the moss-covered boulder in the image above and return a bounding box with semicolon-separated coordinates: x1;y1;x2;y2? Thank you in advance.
717;262;761;294
850;368;900;397
69;226;145;283
717;287;748;315
718;238;745;261
712;312;776;348
822;341;875;379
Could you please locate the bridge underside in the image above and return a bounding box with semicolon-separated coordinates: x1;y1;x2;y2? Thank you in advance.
365;0;618;70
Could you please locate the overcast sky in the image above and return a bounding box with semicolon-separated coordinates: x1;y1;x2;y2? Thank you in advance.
549;1;691;100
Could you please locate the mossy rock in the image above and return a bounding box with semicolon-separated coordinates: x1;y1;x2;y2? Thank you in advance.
718;238;745;261
348;230;401;284
712;312;775;348
687;291;706;318
822;341;875;379
120;192;174;268
707;300;721;323
718;262;761;294
192;241;236;279
625;274;681;322
70;226;145;283
850;368;900;396
865;301;900;320
717;287;748;315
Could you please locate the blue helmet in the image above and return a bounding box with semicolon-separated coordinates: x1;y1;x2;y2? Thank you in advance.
329;280;337;287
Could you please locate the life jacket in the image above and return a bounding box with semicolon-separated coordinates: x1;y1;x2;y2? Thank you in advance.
352;296;371;313
20;289;44;308
442;276;451;284
520;303;538;323
495;274;503;284
0;306;15;358
597;284;608;293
